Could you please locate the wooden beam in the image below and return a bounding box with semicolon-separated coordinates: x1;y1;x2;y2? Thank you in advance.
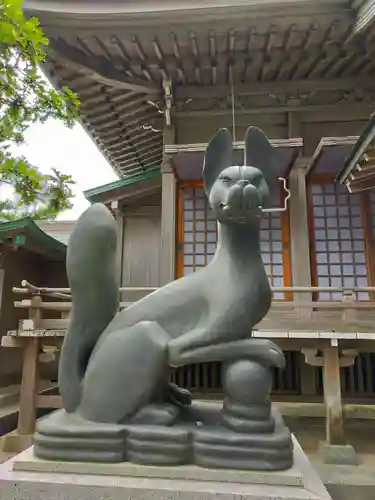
323;344;345;445
175;101;375;118
175;77;375;100
165;138;302;154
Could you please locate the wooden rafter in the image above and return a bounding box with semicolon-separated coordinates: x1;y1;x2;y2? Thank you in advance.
49;39;159;94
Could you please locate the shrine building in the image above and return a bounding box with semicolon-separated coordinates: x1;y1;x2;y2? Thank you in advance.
3;0;375;461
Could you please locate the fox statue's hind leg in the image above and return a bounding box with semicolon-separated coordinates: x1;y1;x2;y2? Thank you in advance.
57;202;187;426
78;320;178;425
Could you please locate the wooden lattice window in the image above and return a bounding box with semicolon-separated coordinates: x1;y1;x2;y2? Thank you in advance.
177;184;291;299
309;183;369;300
178;186;217;273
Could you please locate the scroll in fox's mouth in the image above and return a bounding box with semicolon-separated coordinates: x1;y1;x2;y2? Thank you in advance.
218;201;263;223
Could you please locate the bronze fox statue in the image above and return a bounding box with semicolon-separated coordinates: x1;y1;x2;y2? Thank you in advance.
58;126;285;425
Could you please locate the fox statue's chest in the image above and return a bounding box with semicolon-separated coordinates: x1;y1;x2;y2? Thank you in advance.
205;274;271;334
235;286;271;323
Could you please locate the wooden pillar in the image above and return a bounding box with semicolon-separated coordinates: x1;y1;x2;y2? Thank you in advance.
323;344;345;445
289;160;316;396
288;161;312;301
287;112;301;139
17;296;41;435
303;346;347;446
160;125;177;285
111;200;124;287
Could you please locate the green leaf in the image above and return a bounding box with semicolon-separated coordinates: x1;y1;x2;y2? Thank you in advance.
0;0;80;220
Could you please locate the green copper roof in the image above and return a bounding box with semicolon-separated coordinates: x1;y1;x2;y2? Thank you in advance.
84;167;160;201
0;217;67;257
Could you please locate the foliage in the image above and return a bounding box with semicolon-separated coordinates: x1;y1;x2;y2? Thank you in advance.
0;0;80;220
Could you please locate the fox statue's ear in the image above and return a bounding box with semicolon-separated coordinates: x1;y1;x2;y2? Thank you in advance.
244;126;277;194
203;128;233;195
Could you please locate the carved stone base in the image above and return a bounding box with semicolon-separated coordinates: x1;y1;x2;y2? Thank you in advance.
194;410;293;470
35;358;293;471
35;405;292;470
34;411;128;463
34;411;194;466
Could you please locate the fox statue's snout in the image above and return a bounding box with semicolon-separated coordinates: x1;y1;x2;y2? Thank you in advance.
202;127;278;226
208;165;270;225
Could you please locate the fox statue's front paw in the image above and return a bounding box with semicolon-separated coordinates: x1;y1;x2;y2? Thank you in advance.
260;340;285;369
168;382;192;407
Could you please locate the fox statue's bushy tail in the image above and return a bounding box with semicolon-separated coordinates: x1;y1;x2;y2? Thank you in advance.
58;203;119;413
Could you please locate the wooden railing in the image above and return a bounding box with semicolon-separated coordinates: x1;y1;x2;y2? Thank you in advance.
9;280;375;338
3;280;375;450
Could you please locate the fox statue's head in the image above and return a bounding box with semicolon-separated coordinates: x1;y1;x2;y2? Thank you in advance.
203;126;279;226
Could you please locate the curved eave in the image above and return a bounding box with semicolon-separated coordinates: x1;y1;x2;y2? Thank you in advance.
353;0;375;35
336;112;375;192
84;167;161;203
0;218;67;260
23;0;352;26
42;57;164;178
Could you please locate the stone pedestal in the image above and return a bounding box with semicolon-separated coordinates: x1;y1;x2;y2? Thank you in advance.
33;360;293;471
0;437;332;500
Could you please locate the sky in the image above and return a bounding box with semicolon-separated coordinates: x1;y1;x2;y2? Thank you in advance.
12;119;119;221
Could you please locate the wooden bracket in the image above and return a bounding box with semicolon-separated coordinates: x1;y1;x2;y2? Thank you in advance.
340;349;358;368
302;348;323;367
163;78;173;127
1;336;24;348
302;346;358;367
39;345;59;364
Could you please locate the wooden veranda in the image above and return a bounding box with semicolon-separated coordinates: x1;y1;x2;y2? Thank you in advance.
3;279;375;452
